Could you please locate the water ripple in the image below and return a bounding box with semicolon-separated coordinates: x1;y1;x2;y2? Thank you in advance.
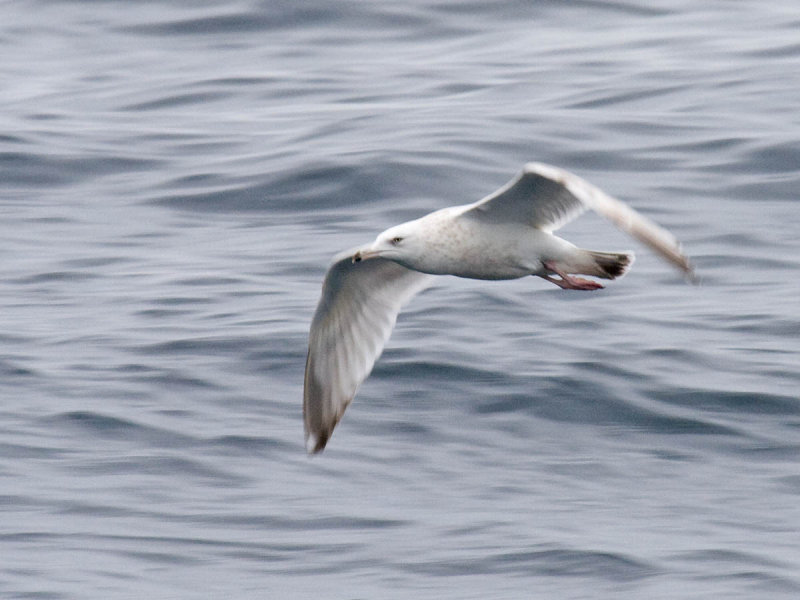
4;0;800;597
404;546;654;579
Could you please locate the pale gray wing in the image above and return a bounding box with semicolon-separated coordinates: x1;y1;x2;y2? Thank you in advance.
463;162;695;277
304;246;432;454
463;162;588;231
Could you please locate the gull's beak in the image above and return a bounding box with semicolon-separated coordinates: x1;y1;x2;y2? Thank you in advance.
352;248;381;264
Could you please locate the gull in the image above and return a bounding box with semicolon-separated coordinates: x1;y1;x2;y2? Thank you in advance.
303;163;694;453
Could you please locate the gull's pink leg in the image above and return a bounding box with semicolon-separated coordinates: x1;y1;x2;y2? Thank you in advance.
542;261;604;291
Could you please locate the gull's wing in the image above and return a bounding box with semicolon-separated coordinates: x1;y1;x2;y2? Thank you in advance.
304;246;432;454
463;162;694;277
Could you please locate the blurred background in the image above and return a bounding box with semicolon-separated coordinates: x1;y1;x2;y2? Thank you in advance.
2;1;799;598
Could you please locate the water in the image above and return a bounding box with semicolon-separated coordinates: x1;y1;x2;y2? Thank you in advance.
2;1;800;598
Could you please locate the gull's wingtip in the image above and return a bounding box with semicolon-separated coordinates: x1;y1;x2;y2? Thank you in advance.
684;263;700;285
304;429;329;455
305;432;320;455
660;249;698;285
304;430;315;455
305;437;317;455
669;245;698;284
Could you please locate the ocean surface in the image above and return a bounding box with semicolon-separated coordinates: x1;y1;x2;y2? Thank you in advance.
2;1;800;598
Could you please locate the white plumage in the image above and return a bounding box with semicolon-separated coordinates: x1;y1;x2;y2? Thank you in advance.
304;163;694;453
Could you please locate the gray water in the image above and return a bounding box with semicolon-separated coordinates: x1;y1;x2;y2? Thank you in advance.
2;1;800;598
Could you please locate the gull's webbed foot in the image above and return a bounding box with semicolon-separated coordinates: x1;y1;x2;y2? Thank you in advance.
541;262;604;291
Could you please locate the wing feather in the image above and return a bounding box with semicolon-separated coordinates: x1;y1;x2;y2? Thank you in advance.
464;162;694;277
464;163;587;231
303;246;432;453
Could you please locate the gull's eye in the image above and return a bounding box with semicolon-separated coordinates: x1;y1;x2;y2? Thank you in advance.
390;236;403;245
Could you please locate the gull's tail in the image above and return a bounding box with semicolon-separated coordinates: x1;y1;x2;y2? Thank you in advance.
582;250;635;279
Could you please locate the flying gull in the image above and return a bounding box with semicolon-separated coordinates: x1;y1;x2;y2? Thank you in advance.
304;163;694;454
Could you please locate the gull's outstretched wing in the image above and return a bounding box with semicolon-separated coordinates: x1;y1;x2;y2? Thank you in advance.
463;162;694;277
304;247;432;454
